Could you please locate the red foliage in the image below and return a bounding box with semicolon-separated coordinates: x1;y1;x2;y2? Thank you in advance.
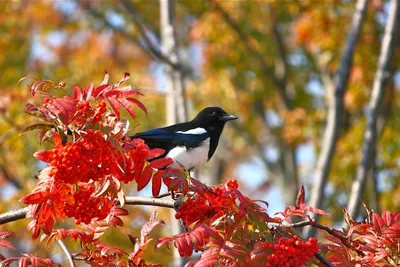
0;254;60;267
3;72;399;267
19;73;180;241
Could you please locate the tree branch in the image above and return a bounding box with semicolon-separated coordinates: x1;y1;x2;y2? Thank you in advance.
0;207;30;225
0;196;179;225
208;0;292;109
286;219;363;255
78;0;189;76
315;252;335;267
125;196;180;209
305;0;369;237
57;239;76;267
119;0;191;76
346;0;400;219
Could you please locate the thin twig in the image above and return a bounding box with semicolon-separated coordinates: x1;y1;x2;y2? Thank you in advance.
119;0;190;75
57;239;76;267
315;252;335;267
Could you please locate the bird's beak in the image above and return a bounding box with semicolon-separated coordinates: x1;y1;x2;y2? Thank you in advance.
220;114;238;122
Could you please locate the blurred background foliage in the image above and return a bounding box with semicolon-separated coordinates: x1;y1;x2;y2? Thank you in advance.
0;0;399;265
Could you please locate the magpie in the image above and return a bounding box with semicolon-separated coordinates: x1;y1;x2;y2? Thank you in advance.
131;107;237;171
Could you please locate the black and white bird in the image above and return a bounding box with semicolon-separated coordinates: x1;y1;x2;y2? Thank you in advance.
131;107;237;171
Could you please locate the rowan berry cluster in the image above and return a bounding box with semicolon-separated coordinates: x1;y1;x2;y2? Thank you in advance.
175;180;239;226
46;130;119;184
262;235;318;267
64;183;112;225
76;101;91;115
92;101;107;124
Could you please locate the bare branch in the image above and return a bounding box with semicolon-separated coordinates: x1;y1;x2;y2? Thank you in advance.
0;165;22;189
271;19;289;86
0;196;179;225
57;239;76;267
305;0;369;237
119;0;190;76
0;207;30;225
78;0;189;75
125;196;180;209
346;0;400;219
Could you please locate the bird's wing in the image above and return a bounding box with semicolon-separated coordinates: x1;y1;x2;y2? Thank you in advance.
132;128;209;151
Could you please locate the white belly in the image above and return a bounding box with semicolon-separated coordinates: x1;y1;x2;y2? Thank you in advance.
166;138;210;171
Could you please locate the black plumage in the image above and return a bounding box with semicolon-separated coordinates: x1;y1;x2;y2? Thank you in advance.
131;107;237;171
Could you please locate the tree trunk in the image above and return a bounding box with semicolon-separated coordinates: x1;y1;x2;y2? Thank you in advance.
160;0;188;266
304;0;369;237
346;0;400;220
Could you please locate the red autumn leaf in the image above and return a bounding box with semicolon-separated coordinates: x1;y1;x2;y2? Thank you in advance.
302;205;330;216
189;248;220;267
126;97;147;115
150;158;173;169
117;99;135;120
19;257;29;267
83;83;94;99
382;210;392;226
105;86;142;98
100;71;109;85
33;150;53;163
129;240;151;265
296;185;305;208
107;97;121;119
137;166;153;191
93;84;110;97
155;223;217;257
0;255;60;267
373;213;385;234
112;208;129;217
116;72;130;87
43;216;55;235
146;148;165;160
97;242;125;258
141;209;165;244
152;173;162;197
37;203;52;224
293;185;330;216
383;223;400;239
0;232;14;240
108;216;124;227
0;240;15;250
20;191;49;204
73;85;83;100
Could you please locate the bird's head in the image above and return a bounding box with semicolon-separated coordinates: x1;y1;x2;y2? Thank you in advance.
192;107;237;131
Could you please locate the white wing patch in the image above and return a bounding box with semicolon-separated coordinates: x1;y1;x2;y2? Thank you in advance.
176;127;207;135
166;138;210;171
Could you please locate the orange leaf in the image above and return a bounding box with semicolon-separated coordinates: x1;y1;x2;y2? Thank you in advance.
20;191;49;204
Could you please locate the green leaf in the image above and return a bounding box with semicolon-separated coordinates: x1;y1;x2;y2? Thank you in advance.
19;124;54;136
